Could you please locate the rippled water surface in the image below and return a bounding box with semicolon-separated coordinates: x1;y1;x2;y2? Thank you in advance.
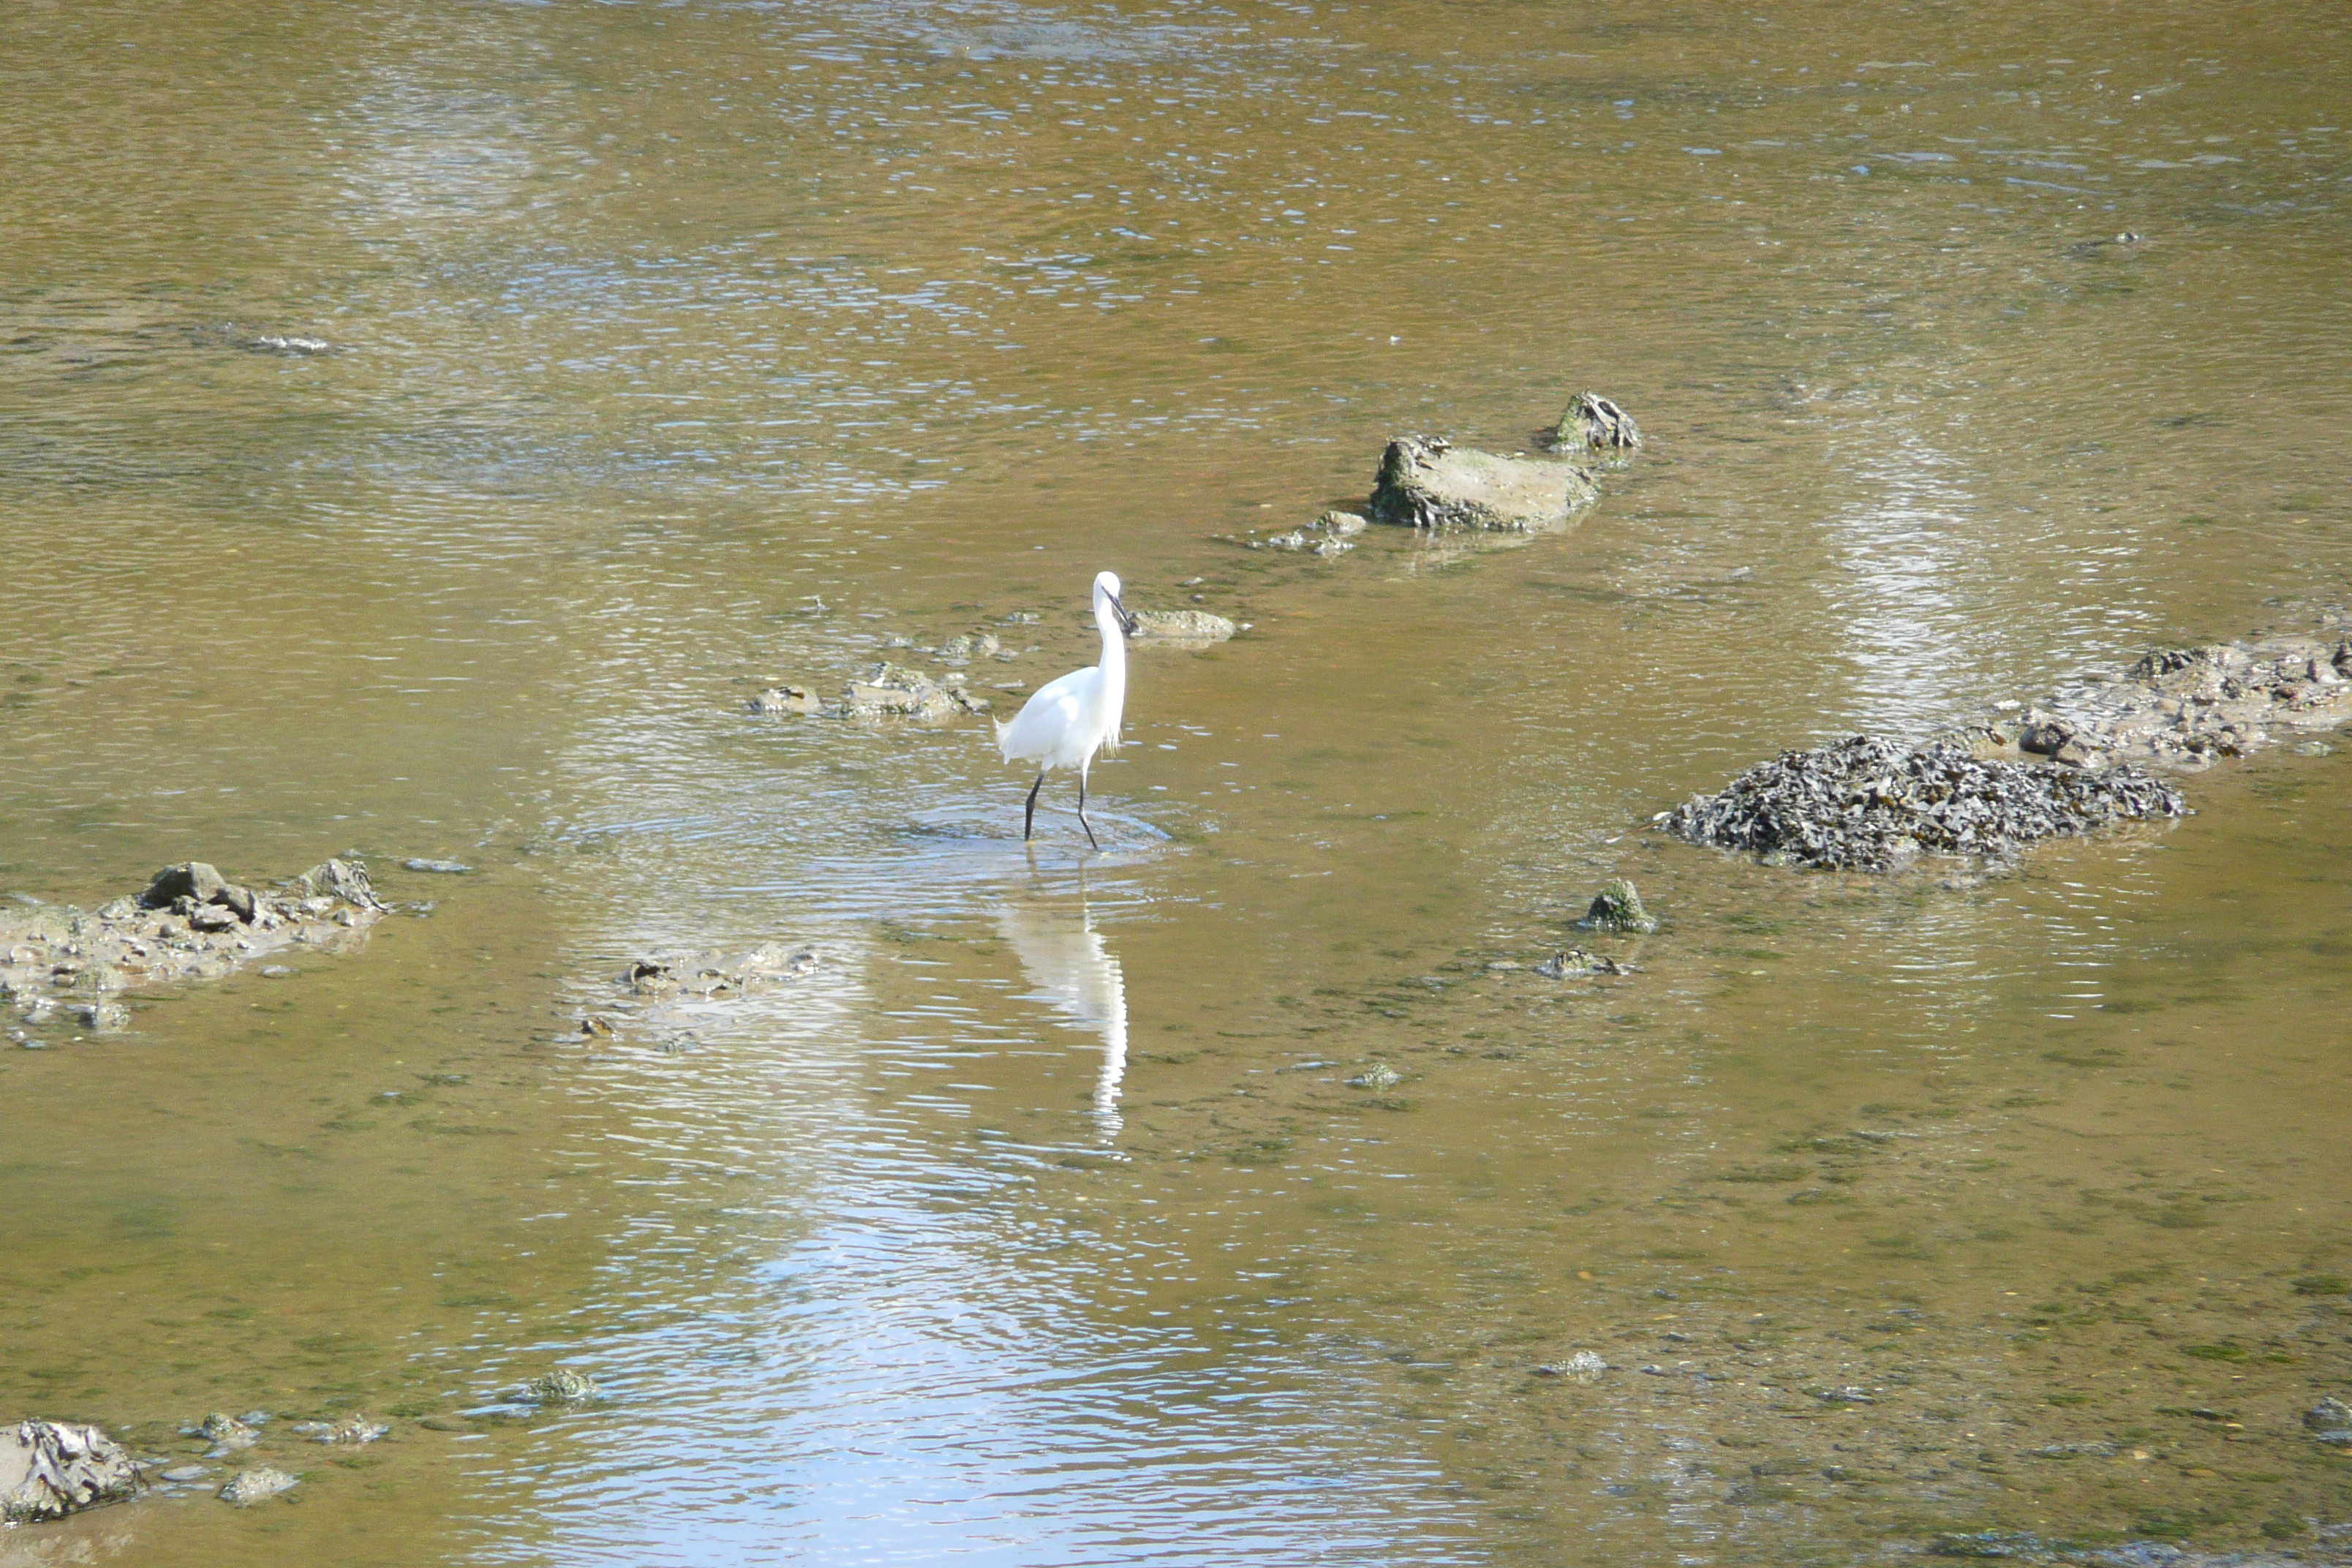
6;1;2352;1563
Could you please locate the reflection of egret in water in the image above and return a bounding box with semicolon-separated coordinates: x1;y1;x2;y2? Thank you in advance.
998;888;1128;1139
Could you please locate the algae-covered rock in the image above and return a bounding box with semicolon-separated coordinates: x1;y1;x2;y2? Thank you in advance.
1576;879;1658;934
1;1420;143;1523
1546;391;1641;453
2307;1396;2352;1432
1347;1063;1402;1090
521;1368;603;1404
1365;434;1598;532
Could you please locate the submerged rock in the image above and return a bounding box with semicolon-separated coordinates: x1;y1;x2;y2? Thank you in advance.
1128;608;1237;645
2305;1396;2352;1431
1575;878;1658;935
1535;948;1635;978
401;859;472;875
1252;509;1365;556
521;1368;603;1404
1532;1350;1610;1383
1365;434;1599;532
936;631;1002;664
1546;391;1642;453
618;945;818;1008
0;1420;143;1523
218;1466;298;1507
290;1414;387;1444
1664;736;2187;873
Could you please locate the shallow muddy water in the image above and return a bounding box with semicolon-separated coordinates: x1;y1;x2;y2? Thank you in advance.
5;0;2351;1563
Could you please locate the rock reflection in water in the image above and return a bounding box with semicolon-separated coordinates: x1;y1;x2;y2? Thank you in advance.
997;884;1128;1139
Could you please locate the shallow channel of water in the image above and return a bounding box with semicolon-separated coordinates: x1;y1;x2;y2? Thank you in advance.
4;1;2351;1563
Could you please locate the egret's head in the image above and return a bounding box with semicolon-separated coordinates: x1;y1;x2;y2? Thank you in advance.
1093;570;1139;636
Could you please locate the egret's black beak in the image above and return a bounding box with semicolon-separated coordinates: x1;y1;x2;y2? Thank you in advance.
1111;592;1139;637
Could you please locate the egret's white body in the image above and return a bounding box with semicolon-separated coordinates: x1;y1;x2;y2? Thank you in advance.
997;570;1137;848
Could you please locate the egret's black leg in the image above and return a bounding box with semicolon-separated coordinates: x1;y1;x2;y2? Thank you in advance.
1024;772;1046;841
1077;770;1100;851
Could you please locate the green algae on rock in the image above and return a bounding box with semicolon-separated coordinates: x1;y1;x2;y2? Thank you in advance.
1575;878;1658;934
1545;391;1642;454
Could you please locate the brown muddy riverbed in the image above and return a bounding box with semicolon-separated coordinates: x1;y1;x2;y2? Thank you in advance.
5;0;2351;1564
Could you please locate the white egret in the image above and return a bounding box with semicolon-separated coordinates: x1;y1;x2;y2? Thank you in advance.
996;570;1139;848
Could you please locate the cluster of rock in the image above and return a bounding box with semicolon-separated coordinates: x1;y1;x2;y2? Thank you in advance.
1234;391;1635;554
2;857;388;1033
752;610;1240;723
1663;621;2352;875
751;660;997;723
1360;391;1635;535
618;943;820;1002
3;1374;611;1526
576;945;824;1052
1249;509;1366;557
1662;735;2189;873
761;396;1634;723
1995;630;2352;769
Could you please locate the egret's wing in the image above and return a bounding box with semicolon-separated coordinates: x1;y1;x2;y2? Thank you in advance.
998;668;1093;764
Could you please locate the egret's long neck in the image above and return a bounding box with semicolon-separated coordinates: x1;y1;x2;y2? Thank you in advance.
1093;594;1128;741
1094;597;1127;687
